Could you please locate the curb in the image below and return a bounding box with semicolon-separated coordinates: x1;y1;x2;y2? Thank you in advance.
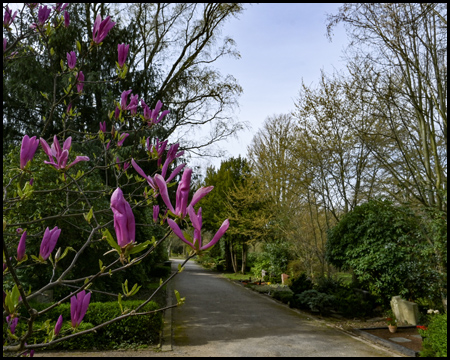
160;270;174;352
352;327;420;357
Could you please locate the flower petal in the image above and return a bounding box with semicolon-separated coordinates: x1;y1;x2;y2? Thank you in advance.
167;219;193;248
201;219;229;251
154;174;175;214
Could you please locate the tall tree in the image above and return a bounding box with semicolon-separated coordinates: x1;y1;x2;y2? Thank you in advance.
224;175;274;273
199;156;251;272
3;3;244;157
327;3;447;213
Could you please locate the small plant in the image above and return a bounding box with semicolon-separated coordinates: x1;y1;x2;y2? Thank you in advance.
386;310;397;326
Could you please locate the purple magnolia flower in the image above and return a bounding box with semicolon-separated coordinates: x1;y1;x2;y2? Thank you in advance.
38;5;52;25
168;207;229;251
154;168;214;218
54;314;63;335
117;133;129;147
99;121;106;133
6;315;19;334
20;135;40;170
30;5;51;30
141;100;170;126
114;106;120;119
64;10;70;27
17;230;27;261
53;3;69;13
153;205;159;223
116;157;129;171
67;51;76;70
3;6;17;28
76;71;84;93
92;15;115;45
131;158;184;197
118;43;129;67
147;138;168;167
3;38;7;52
110;188;135;248
161;143;184;180
131;159;157;193
120;90;139;113
70;290;91;328
40;135;89;170
39;226;61;260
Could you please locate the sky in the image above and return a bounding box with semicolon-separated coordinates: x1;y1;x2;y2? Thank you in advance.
194;3;350;174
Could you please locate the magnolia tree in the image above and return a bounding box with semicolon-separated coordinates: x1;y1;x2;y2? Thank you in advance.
3;4;229;355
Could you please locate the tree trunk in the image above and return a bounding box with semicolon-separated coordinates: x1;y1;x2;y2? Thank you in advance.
224;239;233;272
241;243;247;274
230;241;238;273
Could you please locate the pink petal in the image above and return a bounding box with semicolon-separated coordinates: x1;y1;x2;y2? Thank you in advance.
154;174;175;214
201;219;229;251
190;186;214;208
167;219;193;248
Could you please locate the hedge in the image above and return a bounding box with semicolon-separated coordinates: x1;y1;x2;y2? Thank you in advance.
4;300;163;350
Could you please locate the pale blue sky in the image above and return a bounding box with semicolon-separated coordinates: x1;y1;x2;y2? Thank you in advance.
197;3;349;173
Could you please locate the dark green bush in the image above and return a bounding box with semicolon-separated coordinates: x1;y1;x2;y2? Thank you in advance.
420;313;447;357
289;273;313;295
313;276;376;318
9;300;163;350
294;290;336;315
272;291;294;305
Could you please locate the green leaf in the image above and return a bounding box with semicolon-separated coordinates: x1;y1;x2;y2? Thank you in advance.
127;240;152;255
102;229;120;251
174;290;185;306
76;40;81;53
122;279;128;294
129;283;141;296
57;246;75;262
84;207;94;224
118;293;123;313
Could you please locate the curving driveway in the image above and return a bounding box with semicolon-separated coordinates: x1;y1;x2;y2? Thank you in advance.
167;259;395;357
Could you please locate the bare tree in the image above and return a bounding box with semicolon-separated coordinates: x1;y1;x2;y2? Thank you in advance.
327;3;447;213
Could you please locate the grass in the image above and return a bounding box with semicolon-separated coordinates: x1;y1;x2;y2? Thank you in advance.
220;272;253;281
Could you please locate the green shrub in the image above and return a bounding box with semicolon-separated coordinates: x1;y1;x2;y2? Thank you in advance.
9;300;163;350
289;273;313;295
272;291;294;305
419;313;447;357
294;290;336;315
314;276;376;318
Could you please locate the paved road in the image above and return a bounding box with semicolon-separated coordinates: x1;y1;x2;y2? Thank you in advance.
167;259;395;357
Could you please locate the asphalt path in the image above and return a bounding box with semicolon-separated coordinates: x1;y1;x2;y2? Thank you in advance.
166;259;396;357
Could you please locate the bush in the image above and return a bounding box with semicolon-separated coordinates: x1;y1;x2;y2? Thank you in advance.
289;273;313;295
293;290;336;315
272;291;294;305
419;312;447;357
314;276;376;318
14;300;163;350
